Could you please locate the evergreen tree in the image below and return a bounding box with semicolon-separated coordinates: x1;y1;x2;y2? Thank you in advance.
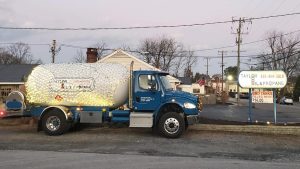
293;76;300;102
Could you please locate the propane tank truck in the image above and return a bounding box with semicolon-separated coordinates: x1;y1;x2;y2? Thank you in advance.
3;62;202;138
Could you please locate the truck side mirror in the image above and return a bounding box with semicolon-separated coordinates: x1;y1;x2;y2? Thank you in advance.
148;81;157;91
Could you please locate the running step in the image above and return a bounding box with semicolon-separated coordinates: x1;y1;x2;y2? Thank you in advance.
129;112;153;128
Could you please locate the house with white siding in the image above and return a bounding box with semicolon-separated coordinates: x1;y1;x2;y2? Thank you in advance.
98;49;180;89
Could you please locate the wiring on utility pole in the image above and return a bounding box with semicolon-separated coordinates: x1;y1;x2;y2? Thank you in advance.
231;17;252;105
218;51;227;95
204;57;211;86
204;57;210;77
50;40;61;63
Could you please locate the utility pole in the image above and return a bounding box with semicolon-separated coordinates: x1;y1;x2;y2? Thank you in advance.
50;40;61;63
204;57;209;77
204;57;209;84
51;40;56;63
218;51;227;94
232;17;251;105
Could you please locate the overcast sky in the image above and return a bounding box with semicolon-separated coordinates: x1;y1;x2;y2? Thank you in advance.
1;0;300;76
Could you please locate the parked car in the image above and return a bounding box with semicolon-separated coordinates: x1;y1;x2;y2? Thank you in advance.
279;96;294;105
240;92;249;99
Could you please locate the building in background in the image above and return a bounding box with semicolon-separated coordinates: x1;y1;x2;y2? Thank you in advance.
210;75;225;94
98;49;180;89
176;77;205;96
0;64;37;101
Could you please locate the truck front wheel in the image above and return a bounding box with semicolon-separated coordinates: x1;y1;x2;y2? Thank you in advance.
158;112;185;138
42;110;71;136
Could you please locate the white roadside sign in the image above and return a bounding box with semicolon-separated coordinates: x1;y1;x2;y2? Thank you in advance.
238;70;287;89
252;91;273;103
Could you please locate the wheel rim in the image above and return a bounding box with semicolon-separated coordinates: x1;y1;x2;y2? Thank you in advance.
46;116;61;132
164;117;180;134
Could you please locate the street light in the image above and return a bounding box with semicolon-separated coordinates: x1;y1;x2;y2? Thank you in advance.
226;75;234;97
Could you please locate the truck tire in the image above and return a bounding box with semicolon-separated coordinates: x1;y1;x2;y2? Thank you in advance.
42;109;71;136
158;112;185;138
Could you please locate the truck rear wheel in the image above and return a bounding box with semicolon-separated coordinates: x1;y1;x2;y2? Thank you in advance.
158;112;185;138
42;110;71;136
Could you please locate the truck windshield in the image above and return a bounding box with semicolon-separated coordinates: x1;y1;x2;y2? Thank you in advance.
160;75;173;90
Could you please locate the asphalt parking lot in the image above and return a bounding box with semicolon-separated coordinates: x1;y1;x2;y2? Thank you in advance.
201;98;300;123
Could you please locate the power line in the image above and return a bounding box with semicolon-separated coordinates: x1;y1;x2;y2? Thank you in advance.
0;42;50;46
1;28;300;54
1;29;300;59
60;43;88;49
1;42;298;60
261;50;300;64
0;20;233;31
182;29;300;52
242;29;300;46
190;39;300;58
249;12;300;21
60;43;115;51
0;12;299;31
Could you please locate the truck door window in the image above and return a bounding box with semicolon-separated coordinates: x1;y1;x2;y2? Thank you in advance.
159;75;173;90
139;75;157;90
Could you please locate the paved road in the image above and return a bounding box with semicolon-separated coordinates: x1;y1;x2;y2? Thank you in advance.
1;150;299;169
0;123;299;168
201;99;300;123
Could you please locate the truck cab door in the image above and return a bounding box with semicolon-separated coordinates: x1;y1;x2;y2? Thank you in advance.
133;74;161;111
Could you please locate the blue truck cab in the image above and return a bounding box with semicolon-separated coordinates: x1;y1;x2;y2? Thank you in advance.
4;63;203;138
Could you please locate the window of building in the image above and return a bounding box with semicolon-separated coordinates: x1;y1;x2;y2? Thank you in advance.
0;85;19;100
0;87;12;97
193;89;200;93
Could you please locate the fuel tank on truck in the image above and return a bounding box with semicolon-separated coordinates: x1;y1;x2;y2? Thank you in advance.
25;63;129;108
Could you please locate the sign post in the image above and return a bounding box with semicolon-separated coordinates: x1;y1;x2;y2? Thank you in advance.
248;88;252;123
238;70;287;124
273;89;277;124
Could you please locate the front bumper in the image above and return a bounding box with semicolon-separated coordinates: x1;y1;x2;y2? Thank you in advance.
186;113;201;125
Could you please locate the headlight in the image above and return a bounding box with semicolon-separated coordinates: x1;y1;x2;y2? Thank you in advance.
184;102;196;109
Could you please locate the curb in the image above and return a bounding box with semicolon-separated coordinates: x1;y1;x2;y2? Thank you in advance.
190;124;300;136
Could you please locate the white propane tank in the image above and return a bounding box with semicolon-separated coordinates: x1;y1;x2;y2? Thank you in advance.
25;63;129;108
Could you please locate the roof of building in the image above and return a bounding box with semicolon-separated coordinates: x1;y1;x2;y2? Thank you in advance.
177;77;192;85
0;64;38;84
99;49;180;83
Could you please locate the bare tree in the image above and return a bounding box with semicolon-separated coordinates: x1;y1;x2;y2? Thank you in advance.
0;47;13;64
73;49;86;63
172;52;185;77
258;30;300;96
7;43;33;63
93;42;107;60
139;36;181;72
182;50;197;77
0;43;41;64
119;44;131;52
259;31;300;76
